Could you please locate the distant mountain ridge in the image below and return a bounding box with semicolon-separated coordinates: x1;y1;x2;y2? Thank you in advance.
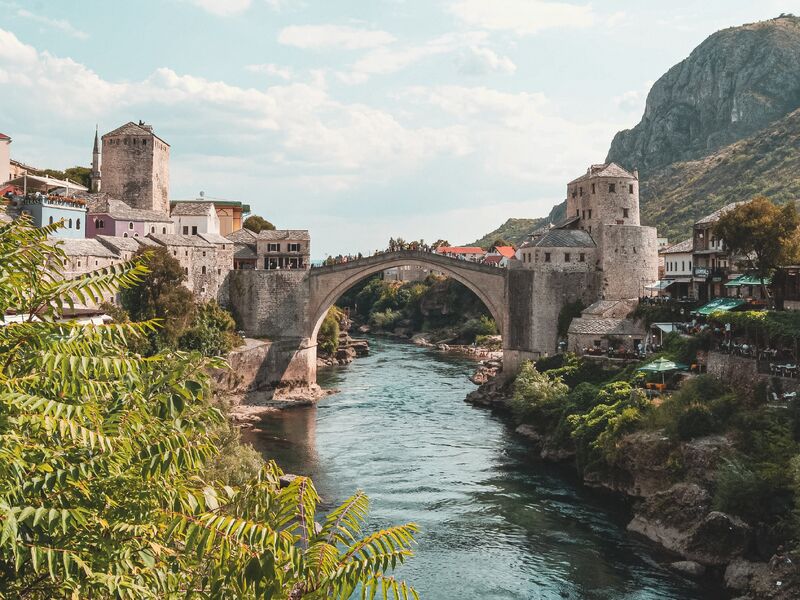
472;15;800;247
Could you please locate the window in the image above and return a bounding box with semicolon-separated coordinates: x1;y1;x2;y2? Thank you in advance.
182;226;189;235
591;183;596;194
681;261;685;271
581;210;585;219
268;243;280;252
185;251;188;257
576;209;579;216
151;226;155;233
202;251;206;257
564;253;571;262
218;269;221;275
588;209;592;219
201;266;206;274
99;220;104;229
289;243;300;252
134;233;139;237
184;267;188;275
123;233;128;238
173;251;177;256
609;183;616;193
579;253;585;262
162;227;166;234
76;219;80;229
142;140;147;146
623;208;629;218
629;184;634;194
579;187;583;196
77;261;81;267
128;222;133;230
544;252;551;263
689;261;692;271
191;226;198;235
95;260;98;266
68;218;73;228
49;216;54;225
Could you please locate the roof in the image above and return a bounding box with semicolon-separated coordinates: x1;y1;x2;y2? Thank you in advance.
535;229;596;248
256;229;310;241
694;202;747;226
494;246;516;258
5;174;88;192
170;202;216;217
54;238;119;258
84;194;172;223
234;244;257;259
661;238;693;254
724;274;772;287
568;317;645;336
436;246;485;254
226;228;258;243
102;121;169;146
568;162;637;185
483;255;503;265
148;233;214;248
0;133;10;141
96;235;146;253
198;232;231;245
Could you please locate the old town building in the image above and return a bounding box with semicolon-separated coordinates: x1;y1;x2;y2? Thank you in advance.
84;194;174;238
255;230;310;270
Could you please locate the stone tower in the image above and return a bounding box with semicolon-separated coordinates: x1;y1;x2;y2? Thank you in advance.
565;162;656;299
100;121;170;215
90;126;101;193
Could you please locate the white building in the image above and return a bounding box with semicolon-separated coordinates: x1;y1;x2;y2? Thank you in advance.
170;202;220;236
660;238;693;298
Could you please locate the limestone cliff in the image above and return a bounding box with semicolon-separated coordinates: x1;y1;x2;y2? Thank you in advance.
607;15;800;172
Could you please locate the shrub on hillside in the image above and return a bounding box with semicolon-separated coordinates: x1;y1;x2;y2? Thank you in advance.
511;361;569;423
318;306;342;355
675;404;716;440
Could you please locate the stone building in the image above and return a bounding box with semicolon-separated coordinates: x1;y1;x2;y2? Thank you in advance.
171;196;249;236
99;121;170;215
18;194;87;239
147;233;233;302
691;202;746;302
0;132;10;184
170;202;220;236
256;230;310;270
567;299;646;353
660;238;694;298
227;227;258;269
84;194;174;238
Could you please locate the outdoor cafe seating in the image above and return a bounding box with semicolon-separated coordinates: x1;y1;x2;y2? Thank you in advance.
770;363;798;378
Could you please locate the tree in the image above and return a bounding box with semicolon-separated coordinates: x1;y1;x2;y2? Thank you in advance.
318;307;342;356
40;166;92;188
243;215;276;233
0;218;419;599
714;197;800;299
491;238;512;250
431;239;450;250
179;300;240;356
120;247;196;351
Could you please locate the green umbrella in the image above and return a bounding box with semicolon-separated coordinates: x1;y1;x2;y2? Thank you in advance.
638;357;689;385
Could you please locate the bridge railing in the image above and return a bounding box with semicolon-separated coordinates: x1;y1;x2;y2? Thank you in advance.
311;249;508;273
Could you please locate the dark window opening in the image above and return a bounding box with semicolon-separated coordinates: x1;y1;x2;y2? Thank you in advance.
591;183;596;194
629;184;634;194
544;252;551;263
564;253;571;262
609;183;616;193
579;253;585;262
191;226;198;235
183;226;189;235
623;208;629;218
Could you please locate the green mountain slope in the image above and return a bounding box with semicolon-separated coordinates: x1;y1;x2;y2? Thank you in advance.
641;107;800;241
470;203;566;248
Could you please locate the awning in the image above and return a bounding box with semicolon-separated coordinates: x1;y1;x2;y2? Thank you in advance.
4;174;88;193
693;297;746;315
724;274;772;287
651;323;679;333
645;279;674;291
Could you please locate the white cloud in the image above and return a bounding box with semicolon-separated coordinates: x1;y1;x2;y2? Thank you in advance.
15;8;88;39
278;25;396;50
450;0;594;35
185;0;252;16
245;63;293;80
349;31;487;78
457;46;516;75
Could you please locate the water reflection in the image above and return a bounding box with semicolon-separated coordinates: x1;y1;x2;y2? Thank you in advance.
245;336;722;600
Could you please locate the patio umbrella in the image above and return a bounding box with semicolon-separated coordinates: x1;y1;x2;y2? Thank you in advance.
638;357;689;385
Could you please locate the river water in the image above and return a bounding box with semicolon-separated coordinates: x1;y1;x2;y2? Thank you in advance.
243;337;722;600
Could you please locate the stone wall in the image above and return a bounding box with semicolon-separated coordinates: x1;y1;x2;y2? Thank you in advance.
706;351;800;395
599;225;659;299
102;133;169;214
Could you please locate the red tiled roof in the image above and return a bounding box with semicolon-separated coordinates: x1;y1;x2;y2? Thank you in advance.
0;133;10;140
495;246;516;258
436;246;485;254
483;255;503;265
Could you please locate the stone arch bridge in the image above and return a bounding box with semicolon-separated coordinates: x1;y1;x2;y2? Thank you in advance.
226;250;598;388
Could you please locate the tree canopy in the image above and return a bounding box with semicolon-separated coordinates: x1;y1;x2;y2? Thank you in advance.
714;197;800;280
0;219;419;598
243;215;276;233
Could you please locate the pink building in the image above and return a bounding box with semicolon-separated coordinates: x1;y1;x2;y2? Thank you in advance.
84;193;173;239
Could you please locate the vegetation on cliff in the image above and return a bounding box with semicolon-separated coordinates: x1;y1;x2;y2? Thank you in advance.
512;348;800;558
0;219;419;599
337;274;498;344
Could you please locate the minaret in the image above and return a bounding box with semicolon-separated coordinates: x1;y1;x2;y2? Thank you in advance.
90;125;101;192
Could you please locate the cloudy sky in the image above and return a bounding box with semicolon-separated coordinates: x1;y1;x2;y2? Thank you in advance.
1;0;797;257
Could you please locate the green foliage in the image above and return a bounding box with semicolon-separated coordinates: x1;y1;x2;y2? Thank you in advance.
178;300;240;357
460;315;497;342
675;405;716;440
0;219;419;599
662;331;704;365
319;307;343;356
40;166;92;188
242;215;275;233
511;361;569;423
369;308;403;330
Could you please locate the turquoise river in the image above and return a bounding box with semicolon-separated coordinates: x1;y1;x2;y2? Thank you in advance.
243;336;724;599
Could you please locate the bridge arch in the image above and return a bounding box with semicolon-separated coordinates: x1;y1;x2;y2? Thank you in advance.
306;251;507;345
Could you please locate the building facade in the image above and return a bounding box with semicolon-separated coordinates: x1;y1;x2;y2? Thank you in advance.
171;197;249;236
661;238;693;298
691;203;745;302
99;121;170;215
255;230;310;270
19;194;87;238
170;202;220;236
85;194;174;238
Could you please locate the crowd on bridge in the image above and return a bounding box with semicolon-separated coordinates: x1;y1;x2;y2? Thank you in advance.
316;237;447;267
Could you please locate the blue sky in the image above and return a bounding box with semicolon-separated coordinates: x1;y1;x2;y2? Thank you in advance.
1;0;797;257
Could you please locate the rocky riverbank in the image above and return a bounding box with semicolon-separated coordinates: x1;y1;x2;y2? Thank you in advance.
465;378;800;600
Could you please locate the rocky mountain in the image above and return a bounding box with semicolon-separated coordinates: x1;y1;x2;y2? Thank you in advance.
607;15;800;172
471;204;566;248
473;15;800;246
